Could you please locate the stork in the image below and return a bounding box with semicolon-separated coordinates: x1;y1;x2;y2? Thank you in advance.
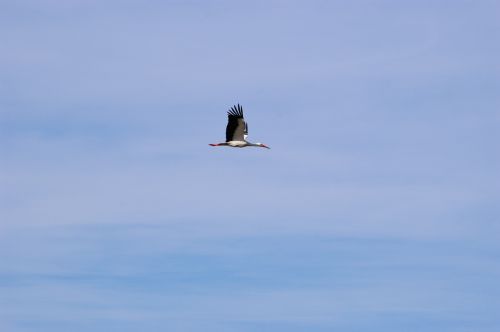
209;104;270;149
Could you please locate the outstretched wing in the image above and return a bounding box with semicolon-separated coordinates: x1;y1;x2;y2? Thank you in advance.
226;104;247;142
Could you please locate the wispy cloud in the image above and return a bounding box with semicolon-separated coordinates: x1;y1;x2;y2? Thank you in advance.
1;227;499;331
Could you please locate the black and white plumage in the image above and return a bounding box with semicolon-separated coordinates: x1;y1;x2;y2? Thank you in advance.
209;104;270;149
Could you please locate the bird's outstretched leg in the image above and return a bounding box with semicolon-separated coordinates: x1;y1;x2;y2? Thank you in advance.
209;143;228;146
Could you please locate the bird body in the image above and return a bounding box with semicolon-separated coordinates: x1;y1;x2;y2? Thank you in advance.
209;104;270;149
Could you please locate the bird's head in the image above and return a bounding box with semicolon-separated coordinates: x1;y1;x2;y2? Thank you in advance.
257;143;270;149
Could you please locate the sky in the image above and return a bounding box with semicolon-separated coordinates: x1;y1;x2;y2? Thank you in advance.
1;0;499;331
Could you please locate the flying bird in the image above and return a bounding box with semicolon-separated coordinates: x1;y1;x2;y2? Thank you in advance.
209;104;270;149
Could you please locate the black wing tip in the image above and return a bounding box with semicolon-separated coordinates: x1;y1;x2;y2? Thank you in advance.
227;103;244;118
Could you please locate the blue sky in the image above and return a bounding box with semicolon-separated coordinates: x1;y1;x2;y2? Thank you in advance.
1;0;499;331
